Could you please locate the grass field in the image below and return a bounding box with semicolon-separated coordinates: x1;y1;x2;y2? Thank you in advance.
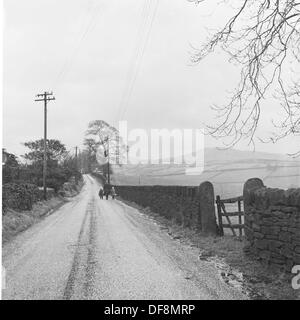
111;148;300;198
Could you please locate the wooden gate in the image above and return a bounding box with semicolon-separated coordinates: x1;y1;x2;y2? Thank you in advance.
216;195;244;236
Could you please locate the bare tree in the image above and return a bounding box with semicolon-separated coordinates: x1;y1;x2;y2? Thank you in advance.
190;0;300;152
86;120;128;166
272;81;300;156
83;137;98;172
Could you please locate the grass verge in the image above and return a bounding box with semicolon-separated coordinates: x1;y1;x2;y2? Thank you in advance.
119;198;299;300
2;197;66;244
3;179;85;244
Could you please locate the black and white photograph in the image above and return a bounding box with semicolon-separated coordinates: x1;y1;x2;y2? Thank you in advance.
1;0;300;303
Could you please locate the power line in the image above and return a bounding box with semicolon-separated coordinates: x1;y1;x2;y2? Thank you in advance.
114;0;159;124
51;5;94;89
120;0;159;121
115;0;153;122
52;2;104;92
114;0;151;124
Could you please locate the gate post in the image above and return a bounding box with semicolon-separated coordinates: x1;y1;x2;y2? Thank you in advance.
199;181;217;235
216;195;224;236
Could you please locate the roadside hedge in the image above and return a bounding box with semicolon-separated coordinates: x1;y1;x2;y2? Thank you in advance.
2;183;41;214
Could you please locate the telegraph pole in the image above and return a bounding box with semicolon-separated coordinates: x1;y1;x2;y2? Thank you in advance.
75;146;78;165
107;140;110;184
127;145;129;164
35;91;55;200
75;146;78;185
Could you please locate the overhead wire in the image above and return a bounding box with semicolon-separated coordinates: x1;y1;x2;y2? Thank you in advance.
113;0;151;125
119;0;159;121
114;0;159;124
51;1;104;92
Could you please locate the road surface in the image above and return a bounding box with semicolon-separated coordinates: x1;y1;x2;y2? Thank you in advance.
2;174;247;300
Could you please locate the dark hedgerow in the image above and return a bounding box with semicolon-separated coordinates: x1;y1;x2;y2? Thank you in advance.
2;183;41;214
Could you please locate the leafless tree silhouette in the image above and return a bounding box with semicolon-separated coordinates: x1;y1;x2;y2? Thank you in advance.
190;0;300;154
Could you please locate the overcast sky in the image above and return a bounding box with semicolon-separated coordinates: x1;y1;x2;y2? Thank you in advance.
3;0;299;158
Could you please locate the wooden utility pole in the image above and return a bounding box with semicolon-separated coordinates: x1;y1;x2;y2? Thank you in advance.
75;146;78;185
75;146;78;164
35;91;55;200
107;140;110;184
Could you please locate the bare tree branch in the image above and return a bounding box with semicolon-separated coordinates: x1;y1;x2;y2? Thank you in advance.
191;0;300;152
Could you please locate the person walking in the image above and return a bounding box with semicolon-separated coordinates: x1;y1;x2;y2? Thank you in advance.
98;187;104;200
103;183;111;200
111;186;116;200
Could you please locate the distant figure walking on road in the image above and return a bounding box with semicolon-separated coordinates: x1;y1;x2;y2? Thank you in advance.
103;183;111;200
98;187;104;199
111;186;116;200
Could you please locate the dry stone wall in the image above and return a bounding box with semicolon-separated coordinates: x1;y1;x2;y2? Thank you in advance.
115;185;200;228
244;178;300;271
115;183;218;234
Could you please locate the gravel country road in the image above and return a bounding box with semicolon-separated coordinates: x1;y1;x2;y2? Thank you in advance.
2;175;247;300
